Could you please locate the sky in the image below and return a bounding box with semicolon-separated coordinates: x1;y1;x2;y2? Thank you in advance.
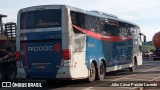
1;0;160;41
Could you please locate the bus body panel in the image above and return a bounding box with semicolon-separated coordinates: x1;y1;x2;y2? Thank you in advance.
72;34;88;78
86;36;133;68
20;31;62;77
133;28;143;65
17;5;75;79
16;5;144;80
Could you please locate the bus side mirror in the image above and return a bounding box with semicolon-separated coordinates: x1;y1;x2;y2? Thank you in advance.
139;33;146;42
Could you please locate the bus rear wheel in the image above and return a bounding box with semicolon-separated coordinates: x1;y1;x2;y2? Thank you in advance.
98;61;105;80
88;62;96;82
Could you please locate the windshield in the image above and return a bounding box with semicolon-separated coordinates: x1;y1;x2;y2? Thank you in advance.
20;9;61;29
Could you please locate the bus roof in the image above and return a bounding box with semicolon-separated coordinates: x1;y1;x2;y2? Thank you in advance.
67;5;139;27
19;4;139;27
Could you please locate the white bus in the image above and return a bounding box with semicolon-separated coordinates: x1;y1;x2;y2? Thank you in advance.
16;5;146;82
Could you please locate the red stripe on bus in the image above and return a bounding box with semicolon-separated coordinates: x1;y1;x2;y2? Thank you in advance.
72;24;132;42
23;9;29;69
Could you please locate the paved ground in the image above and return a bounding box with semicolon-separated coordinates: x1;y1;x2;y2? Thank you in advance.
1;58;160;90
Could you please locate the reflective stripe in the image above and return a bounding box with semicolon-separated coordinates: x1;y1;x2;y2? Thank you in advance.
72;24;132;42
20;27;62;33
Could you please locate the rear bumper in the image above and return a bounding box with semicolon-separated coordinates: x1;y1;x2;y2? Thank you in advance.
27;69;58;79
25;67;72;79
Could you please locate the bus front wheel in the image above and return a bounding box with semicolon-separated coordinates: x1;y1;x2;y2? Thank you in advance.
88;62;96;82
129;60;136;72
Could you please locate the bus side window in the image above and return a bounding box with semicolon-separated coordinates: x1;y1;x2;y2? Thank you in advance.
71;13;76;24
103;19;118;36
102;23;111;36
118;23;134;37
85;15;98;33
119;22;128;37
98;18;105;34
98;18;110;36
126;24;133;36
71;11;85;34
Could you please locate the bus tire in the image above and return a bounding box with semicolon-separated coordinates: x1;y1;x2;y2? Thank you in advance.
0;66;5;81
97;61;105;81
88;62;96;82
6;64;17;81
129;59;136;72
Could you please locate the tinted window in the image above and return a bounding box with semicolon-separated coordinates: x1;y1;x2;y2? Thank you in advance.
85;15;100;33
102;19;119;36
20;9;61;29
71;11;85;34
117;22;134;37
71;11;134;36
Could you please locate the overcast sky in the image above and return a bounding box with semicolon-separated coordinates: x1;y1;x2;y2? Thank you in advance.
1;0;160;41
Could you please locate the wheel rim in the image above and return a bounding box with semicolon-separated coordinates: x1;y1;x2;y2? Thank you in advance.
100;62;105;75
88;63;97;82
90;63;95;79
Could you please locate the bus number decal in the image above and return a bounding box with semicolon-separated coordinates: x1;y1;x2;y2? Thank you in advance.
88;43;95;48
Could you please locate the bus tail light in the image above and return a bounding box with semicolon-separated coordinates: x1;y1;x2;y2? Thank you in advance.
63;49;71;60
16;51;21;61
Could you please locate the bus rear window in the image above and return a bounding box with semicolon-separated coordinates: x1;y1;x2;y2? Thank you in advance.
20;9;61;29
